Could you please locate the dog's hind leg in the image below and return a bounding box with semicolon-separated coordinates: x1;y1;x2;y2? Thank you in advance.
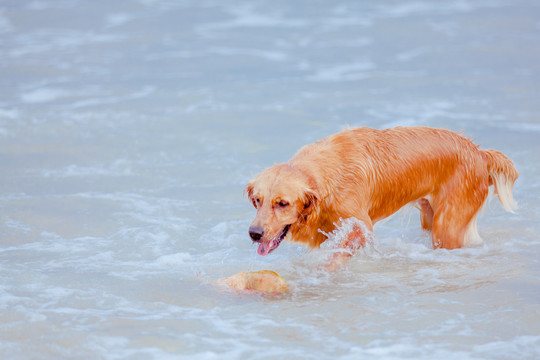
431;167;489;249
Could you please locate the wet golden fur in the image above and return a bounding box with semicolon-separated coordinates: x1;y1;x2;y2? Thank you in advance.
246;126;518;257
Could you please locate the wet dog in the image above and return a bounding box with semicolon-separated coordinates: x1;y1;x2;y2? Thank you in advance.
246;127;518;269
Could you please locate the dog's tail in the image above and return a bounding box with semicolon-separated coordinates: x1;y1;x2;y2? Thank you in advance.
481;149;519;212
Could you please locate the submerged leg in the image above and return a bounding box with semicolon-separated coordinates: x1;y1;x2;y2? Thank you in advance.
325;217;373;271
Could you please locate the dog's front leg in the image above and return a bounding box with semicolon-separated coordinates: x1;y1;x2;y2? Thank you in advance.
324;218;372;271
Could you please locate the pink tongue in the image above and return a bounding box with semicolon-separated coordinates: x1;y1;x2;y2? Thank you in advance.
257;240;273;256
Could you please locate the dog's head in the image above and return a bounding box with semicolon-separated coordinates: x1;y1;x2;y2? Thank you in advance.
245;164;318;255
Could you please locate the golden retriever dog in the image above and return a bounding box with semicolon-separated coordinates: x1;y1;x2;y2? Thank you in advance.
246;126;518;269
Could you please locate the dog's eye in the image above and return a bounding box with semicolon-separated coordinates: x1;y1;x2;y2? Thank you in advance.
252;198;261;207
278;200;289;208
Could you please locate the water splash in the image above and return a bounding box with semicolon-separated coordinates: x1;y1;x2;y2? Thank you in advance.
319;217;376;255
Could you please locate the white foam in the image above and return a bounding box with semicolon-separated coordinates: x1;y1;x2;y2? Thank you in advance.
196;5;307;34
319;217;375;252
473;335;540;358
0;10;13;33
307;62;375;82
2;216;32;233
396;47;428;62
154;252;192;266
0;108;19;120
25;1;76;10
494;121;540;133
105;13;134;27
9;30;124;58
209;47;288;62
67;86;155;109
375;0;494;19
21;88;67;103
30;160;134;178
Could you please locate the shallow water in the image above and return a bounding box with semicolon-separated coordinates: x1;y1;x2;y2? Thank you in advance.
1;0;540;359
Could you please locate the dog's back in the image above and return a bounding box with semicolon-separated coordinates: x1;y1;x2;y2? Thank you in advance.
288;127;518;248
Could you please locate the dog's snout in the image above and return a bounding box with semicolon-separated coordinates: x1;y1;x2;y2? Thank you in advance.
249;226;264;241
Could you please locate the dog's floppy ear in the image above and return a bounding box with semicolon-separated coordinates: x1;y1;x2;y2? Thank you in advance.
302;188;319;211
244;181;255;200
299;187;319;224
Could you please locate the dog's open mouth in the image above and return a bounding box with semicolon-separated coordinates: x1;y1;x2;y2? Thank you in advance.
257;225;291;256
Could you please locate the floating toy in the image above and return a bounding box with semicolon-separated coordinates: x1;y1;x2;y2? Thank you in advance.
220;270;288;293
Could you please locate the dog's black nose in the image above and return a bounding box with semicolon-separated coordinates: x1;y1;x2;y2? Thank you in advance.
249;226;264;241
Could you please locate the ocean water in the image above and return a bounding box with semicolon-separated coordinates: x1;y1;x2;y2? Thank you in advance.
1;0;540;358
